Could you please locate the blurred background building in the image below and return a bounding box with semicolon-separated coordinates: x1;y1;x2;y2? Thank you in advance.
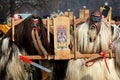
0;0;120;20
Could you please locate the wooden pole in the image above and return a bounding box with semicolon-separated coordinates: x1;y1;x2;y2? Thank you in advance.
47;17;50;43
108;7;113;58
10;0;15;41
12;18;15;41
74;16;77;59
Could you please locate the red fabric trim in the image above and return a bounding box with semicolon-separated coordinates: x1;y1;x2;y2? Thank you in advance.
85;52;110;73
19;55;32;64
99;52;110;73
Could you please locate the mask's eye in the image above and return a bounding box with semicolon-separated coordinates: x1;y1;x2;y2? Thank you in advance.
91;16;101;22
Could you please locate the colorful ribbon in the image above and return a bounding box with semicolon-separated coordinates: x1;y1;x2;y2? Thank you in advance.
99;52;110;73
19;55;51;73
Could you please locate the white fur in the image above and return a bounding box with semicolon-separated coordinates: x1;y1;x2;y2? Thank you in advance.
0;37;28;80
1;38;10;53
77;21;110;53
65;22;120;80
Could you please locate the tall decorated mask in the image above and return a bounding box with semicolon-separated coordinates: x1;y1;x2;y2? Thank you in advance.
88;11;102;42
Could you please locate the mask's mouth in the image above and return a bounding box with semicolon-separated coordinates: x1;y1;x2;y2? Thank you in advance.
88;24;100;42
